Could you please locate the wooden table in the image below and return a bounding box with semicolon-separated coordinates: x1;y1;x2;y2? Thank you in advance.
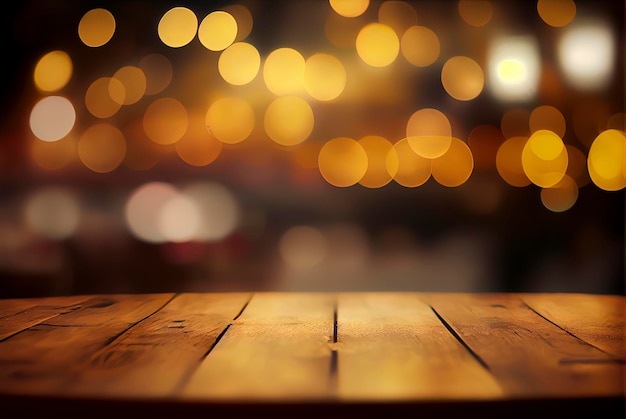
0;293;623;418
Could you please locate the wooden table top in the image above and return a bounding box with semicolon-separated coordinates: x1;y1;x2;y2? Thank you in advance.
0;292;623;418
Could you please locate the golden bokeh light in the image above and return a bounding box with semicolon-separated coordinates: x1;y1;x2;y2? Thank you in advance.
31;136;76;170
158;7;198;48
224;4;253;41
358;135;394;188
431;138;474;187
541;175;579;212
176;114;223;167
78;123;126;173
143;97;188;145
529;105;566;137
378;1;417;36
537;0;576;28
139;54;173;95
387;138;431;187
29;96;76;142
218;42;261;85
198;11;238;51
522;130;568;188
468;124;504;171
318;137;368;187
356;23;399;67
304;53;347;101
406;108;452;159
400;26;440;67
206;97;255;145
263;48;306;96
25;187;81;240
496;136;531;187
588;129;626;191
329;0;370;18
501;108;530;138
279;225;327;269
85;77;124;118
78;8;116;47
441;56;484;101
265;96;314;146
458;0;493;27
112;66;146;105
565;145;591;188
34;51;72;92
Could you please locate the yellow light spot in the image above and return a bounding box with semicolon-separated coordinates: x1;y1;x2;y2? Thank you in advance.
279;226;327;269
529;105;566;137
468;125;504;171
401;26;440;67
78;123;126;173
488;36;541;101
564;145;591;187
497;60;527;83
356;23;399;67
25;187;81;240
588;129;626;191
441;56;484;101
85;77;123;118
522;130;568;188
378;1;417;36
541;175;579;212
329;0;370;18
224;4;253;41
198;11;238;51
78;8;116;47
143;97;188;145
496;136;531;187
501;108;530;139
358;135;394;188
176;114;223;167
537;0;576;28
29;96;76;142
34;51;72;92
158;7;198;48
206;97;255;145
112;66;146;105
263;48;306;96
31;136;76;170
431;138;474;187
318;137;368;187
406;108;452;159
218;42;260;85
304;53;347;101
387;138;431;187
458;0;493;27
139;54;173;95
265;96;314;147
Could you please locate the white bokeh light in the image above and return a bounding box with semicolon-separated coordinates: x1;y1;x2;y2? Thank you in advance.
488;36;540;102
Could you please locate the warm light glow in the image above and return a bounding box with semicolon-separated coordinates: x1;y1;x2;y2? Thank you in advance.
522;130;568;188
140;54;173;95
158;7;198;48
304;53;347;101
183;182;240;242
400;26;440;67
558;21;615;91
431;138;474;187
206;97;255;145
78;8;116;47
496;136;531;187
529;105;566;137
458;0;493;27
318;137;368;187
198;11;238;51
34;51;72;92
218;42;261;85
25;187;81;240
125;182;179;243
78;123;126;173
541;175;579;212
159;195;201;243
143;97;188;145
264;96;314;146
387;138;431;187
31;136;76;170
488;36;540;101
356;23;399;67
588;129;626;191
85;77;123;118
358;135;394;188
112;66;146;105
263;48;306;96
329;0;370;18
175;114;223;167
279;225;327;269
468;125;504;171
537;0;576;28
224;4;253;41
441;56;484;101
378;1;417;36
406;108;452;159
30;96;76;142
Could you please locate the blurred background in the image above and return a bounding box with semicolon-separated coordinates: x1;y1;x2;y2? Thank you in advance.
1;0;624;298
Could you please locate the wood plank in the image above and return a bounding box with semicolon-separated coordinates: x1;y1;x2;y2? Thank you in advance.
0;295;92;341
0;293;174;396
182;293;334;400
426;293;624;398
61;293;250;398
520;293;624;358
336;293;503;400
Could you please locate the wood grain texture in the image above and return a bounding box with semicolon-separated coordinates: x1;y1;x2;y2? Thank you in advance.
0;293;174;395
182;293;335;400
336;293;503;400
425;293;624;398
